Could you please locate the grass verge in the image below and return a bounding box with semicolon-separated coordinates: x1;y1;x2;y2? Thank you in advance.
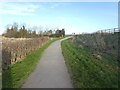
61;39;119;88
2;38;59;88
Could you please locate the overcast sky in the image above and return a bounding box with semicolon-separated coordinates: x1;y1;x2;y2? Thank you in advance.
0;2;118;34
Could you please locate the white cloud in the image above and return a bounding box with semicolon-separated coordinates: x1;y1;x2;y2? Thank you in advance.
0;3;41;16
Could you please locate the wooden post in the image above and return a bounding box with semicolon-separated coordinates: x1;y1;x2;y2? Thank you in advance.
118;27;120;63
114;28;115;33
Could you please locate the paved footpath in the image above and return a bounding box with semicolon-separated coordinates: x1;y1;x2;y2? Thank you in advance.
22;37;73;88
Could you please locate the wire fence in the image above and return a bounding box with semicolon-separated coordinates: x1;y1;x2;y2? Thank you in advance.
96;28;119;34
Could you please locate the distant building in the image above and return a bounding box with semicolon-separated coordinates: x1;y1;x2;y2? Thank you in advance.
55;29;65;37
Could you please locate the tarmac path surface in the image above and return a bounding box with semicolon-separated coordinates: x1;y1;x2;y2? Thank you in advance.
22;37;73;88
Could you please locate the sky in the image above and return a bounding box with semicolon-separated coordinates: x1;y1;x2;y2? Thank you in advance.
0;2;118;34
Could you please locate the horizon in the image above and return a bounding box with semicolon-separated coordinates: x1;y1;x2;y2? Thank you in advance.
0;2;118;35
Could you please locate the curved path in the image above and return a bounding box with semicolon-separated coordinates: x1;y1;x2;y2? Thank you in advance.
22;37;73;88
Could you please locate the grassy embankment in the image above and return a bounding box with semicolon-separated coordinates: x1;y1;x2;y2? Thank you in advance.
61;39;119;88
2;38;60;88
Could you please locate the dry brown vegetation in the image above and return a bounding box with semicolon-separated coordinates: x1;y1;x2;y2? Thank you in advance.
2;36;49;71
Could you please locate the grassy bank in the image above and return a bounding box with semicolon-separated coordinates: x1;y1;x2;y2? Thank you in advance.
61;39;119;88
2;38;59;88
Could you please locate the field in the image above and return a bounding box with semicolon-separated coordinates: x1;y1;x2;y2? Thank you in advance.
2;36;49;71
61;36;119;88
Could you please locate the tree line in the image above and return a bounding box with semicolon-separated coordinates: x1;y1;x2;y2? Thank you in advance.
2;22;65;38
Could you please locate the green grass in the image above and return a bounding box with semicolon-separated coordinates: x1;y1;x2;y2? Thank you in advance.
61;39;119;88
2;38;60;88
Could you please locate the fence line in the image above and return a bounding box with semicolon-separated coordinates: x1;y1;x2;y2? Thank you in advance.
96;28;119;34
